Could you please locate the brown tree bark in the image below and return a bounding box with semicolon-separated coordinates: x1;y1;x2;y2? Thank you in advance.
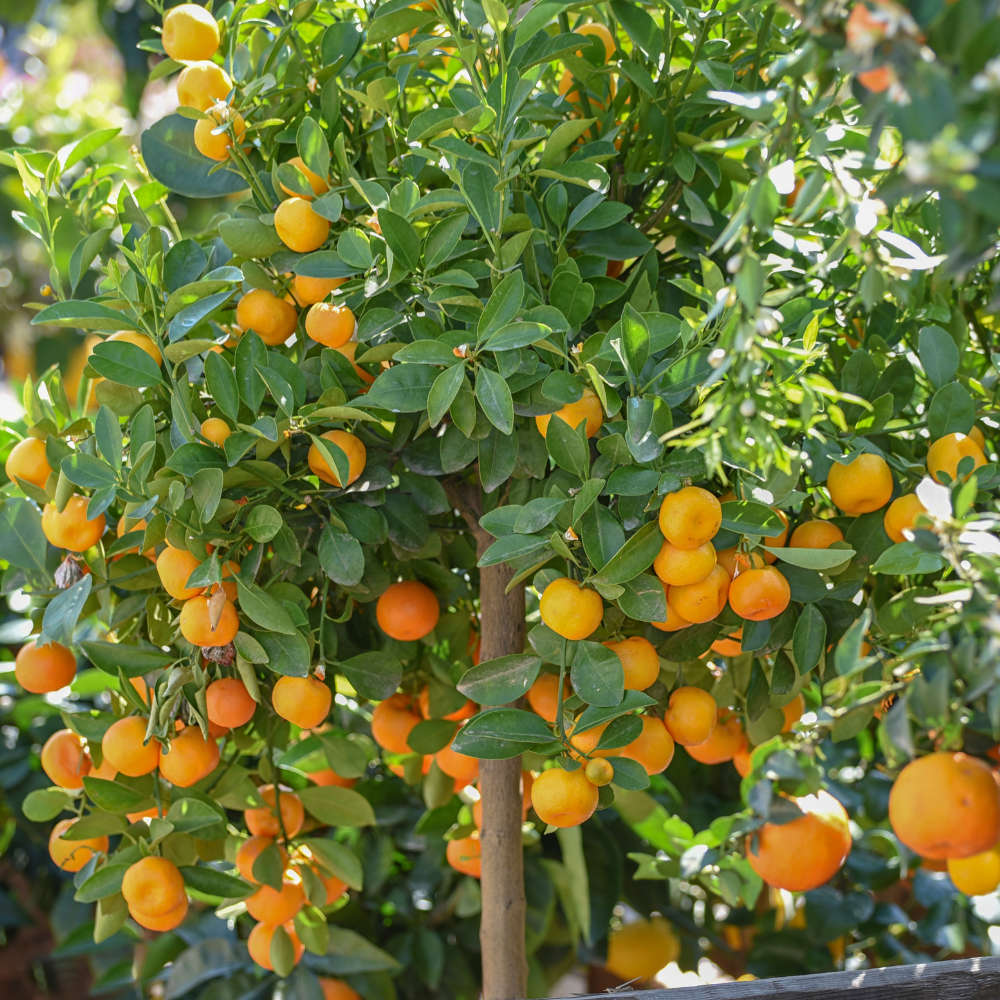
446;476;528;1000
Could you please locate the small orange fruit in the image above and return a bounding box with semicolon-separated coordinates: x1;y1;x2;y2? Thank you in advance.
685;711;744;764
162;3;219;61
122;855;187;917
5;436;52;488
176;61;232;111
274;197;330;253
280;155;330;198
307;429;366;487
447;833;482;877
531;766;599;828
658;487;722;550
102;716;161;777
535;387;604;439
248;920;304;971
883;494;929;543
15;639;77;693
827;453;893;514
245;784;305;839
602;636;660;691
272;674;332;730
319;980;361;1000
927;432;987;484
619;716;675;774
728;567;791;621
156;544;205;600
781;694;805;733
948;840;1000;896
789;520;844;548
292;274;345;305
666;564;730;624
159;723;220;788
585;758;615;785
179;594;239;647
246;873;306;924
42;495;105;551
236;288;298;347
375;580;440;641
710;628;743;657
193;109;246;161
436;742;479;785
527;674;570;722
370;693;422;754
305;302;356;347
201;417;231;448
539;577;604;640
716;547;767;580
651;583;691;632
664;687;717;746
41;729;91;788
236;835;287;883
762;508;789;563
653;540;716;586
48;817;108;872
206;677;257;729
107;330;162;367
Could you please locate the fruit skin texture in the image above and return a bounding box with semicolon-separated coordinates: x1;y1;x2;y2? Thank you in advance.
320;979;361;1000
159;724;220;788
206;678;257;729
162;4;219;60
711;628;743;657
685;712;744;765
201;417;231;447
272;675;332;730
664;687;717;746
236;836;287;883
436;743;479;784
535;387;604;439
447;834;482;877
746;790;853;892
790;520;844;548
49;818;108;872
370;693;422;754
927;432;987;483
248;921;304;971
654;540;716;587
762;508;789;562
293;274;344;305
156;544;205;600
659;487;722;550
245;785;305;839
884;493;929;543
42;495;106;551
176;61;232;111
102;716;161;776
651;588;691;633
619;716;675;775
781;693;805;733
948;841;1000;896
716;547;766;580
179;595;240;647
236;288;298;347
194;109;246;160
376;580;440;641
889;752;1000;859
666;564;729;624
308;429;367;487
574;21;616;60
275;197;331;253
527;674;569;722
305;302;355;347
531;766;599;828
539;577;604;640
602;636;660;691
606;916;680;982
131;898;189;931
281;156;330;198
41;729;90;788
246;876;306;924
827;453;893;514
6;436;52;488
15;639;77;693
728;566;791;622
122;855;187;918
585;758;615;786
309;769;356;789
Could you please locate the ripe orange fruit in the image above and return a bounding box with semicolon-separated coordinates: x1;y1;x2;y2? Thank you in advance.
48;817;108;872
102;716;161;776
176;60;232;111
194;109;246;160
573;21;616;60
527;674;570;722
619;716;675;774
131;898;189;931
280;155;330;198
827;453;893;514
948;840;1000;896
162;3;219;60
781;694;805;732
883;493;929;543
15;639;77;693
748;791;852;891
206;677;257;729
292;274;345;306
653;540;716;586
375;580;440;641
658;487;722;550
248;920;304;971
307;429;367;487
179;594;239;647
236;835;288;883
201;417;231;448
321;871;348;904
309;769;357;789
585;757;615;785
789;520;844;548
305;302;356;347
320;979;361;1000
5;436;52;488
370;693;422;753
236;288;298;347
123;855;187;918
436;743;479;785
602;636;660;691
535;387;604;439
970;425;987;451
539;577;604;640
531;766;599;828
927;432;987;483
762;508;789;563
728;566;791;621
275;197;330;253
664;687;717;746
159;723;219;787
246;872;306;924
418;686;475;721
156;544;205;600
245;785;305;839
733;740;752;777
889;752;1000;859
447;833;482;877
606;916;680;982
716;547;766;579
116;514;152;557
107;330;162;367
666;564;729;624
685;711;744;764
272;674;332;730
334;341;376;385
42;495;105;551
651;583;692;632
710;628;743;657
41;729;90;788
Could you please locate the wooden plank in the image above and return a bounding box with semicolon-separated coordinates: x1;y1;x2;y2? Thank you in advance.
569;955;1000;999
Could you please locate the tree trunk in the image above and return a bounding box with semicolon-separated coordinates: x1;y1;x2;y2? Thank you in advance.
447;477;528;1000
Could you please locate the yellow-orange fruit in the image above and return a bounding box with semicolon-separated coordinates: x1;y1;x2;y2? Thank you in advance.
5;436;52;488
883;494;929;543
245;784;305;839
176;60;232;111
41;729;90;788
272;675;332;730
927;432;987;484
48;817;108;872
107;329;162;367
235;288;298;347
42;495;105;551
602;636;660;691
666;564;729;624
201;417;231;447
193;110;246;161
122;855;186;917
658;487;722;550
789;520;844;549
948;840;1000;897
664;687;717;746
292;274;345;305
179;594;239;647
162;4;219;60
307;429;366;487
159;723;220;788
781;693;805;733
102;716;161;777
305;302;355;347
827;453;893;514
685;712;744;764
654;540;716;586
274;197;330;253
376;580;440;641
236;836;288;884
539;577;604;640
728;567;791;622
447;834;481;877
246;875;306;924
370;693;421;754
527;674;569;722
15;639;77;694
280;156;330;198
535;387;604;439
531;766;599;828
156;544;206;600
206;677;257;729
248;921;304;971
619;716;675;775
436;742;479;785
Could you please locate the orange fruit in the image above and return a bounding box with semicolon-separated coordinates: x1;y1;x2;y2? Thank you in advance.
418;686;475;721
307;429;367;487
333;341;376;385
206;677;257;729
602;636;660;691
664;687;717;746
15;639;76;693
272;674;332;730
711;628;743;657
574;21;615;60
827;453;893;514
789;520;844;548
733;741;752;777
889;752;1000;859
762;508;789;563
309;769;357;789
122;855;187;917
927;432;987;483
370;693;422;753
176;60;232;111
274;197;330;253
179;594;239;647
728;567;791;621
248;920;304;971
585;758;615;785
436;742;479;785
858;65;893;92
102;716;161;776
193;109;246;160
666;564;729;624
162;3;219;60
539;577;604;640
90;757;117;781
246;873;306;924
236;835;287;883
245;785;305;839
42;495;105;551
781;694;805;733
883;493;929;543
130;898;188;931
236;288;298;347
948;840;1000;896
970;425;986;451
320;979;361;1000
658;487;722;550
447;833;482;877
156;544;205;600
653;540;716;586
107;330;162;366
619;716;675;774
321;871;348;904
527;674;569;722
606;916;680;981
116;514;151;557
716;547;767;580
280;155;330;198
41;729;91;788
747;791;852;892
292;274;346;306
568;721;611;761
5;436;52;488
531;766;599;828
651;582;691;632
685;711;744;764
201;417;231;448
159;723;219;787
48;817;108;872
375;580;440;641
305;302;356;347
535;387;604;439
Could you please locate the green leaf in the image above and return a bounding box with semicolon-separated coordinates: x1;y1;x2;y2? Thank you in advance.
297;116;330;185
424;213;468;270
80;640;173;678
295;905;330;956
83;777;155;814
142;114;248;199
540;119;598;167
593;521;662;585
871;541;946;575
318;526;365;586
191;468;223;524
180;865;253;899
514;497;567;534
617;573;667;623
773;546;856;570
451;707;553;758
257;631;310;677
23;788;75;822
719;501;787;538
301;837;364;890
545;415;589;479
457;654;542;706
339;651;402;699
478;271;523;341
378;209;421;271
835;608;872;676
478;533;551;567
63;127;121;170
298;785;376;827
918;325;959;390
235;578;297;634
367;7;435;44
0;498;47;571
90;341;162;387
316;926;403;975
792;604;825;673
427;363;466;427
408;719;457;754
166;443;227;476
571;641;624;707
33;300;141;332
166;797;227;837
462;161;501;238
611;757;651;791
574;690;657;733
218;218;283;259
365;364;436;412
620;303;649;384
927;382;975;440
479;428;519;494
485;321;551;353
475;368;514;434
75;864;129;903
